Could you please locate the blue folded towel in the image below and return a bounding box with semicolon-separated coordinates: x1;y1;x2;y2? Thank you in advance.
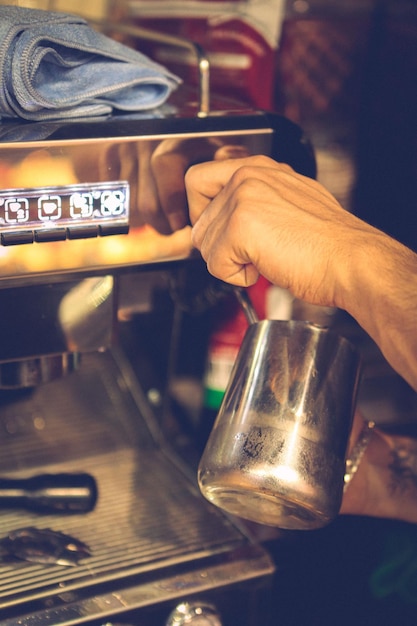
0;5;181;121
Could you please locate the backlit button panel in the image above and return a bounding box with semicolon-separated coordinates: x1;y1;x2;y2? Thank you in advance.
0;181;129;245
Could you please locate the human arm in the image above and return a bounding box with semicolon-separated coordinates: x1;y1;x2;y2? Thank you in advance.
185;155;417;392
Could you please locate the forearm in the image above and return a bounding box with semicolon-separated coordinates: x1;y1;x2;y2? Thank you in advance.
186;156;417;390
337;228;417;392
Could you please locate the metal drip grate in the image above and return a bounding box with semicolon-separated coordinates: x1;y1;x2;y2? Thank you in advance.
0;352;243;612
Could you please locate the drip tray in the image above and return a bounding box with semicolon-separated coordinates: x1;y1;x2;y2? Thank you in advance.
0;351;273;624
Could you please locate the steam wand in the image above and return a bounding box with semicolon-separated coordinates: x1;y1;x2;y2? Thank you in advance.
233;287;259;325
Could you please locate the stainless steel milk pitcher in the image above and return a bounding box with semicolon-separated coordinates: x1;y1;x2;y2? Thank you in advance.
198;319;361;530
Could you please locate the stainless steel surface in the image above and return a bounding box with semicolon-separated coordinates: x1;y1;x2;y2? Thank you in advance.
0;349;274;624
166;601;223;625
198;320;361;530
0;106;315;375
0;353;80;388
0;25;314;619
0;127;268;278
0;108;315;283
0;276;115;372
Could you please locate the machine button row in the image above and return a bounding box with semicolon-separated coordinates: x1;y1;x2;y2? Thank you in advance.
0;223;129;246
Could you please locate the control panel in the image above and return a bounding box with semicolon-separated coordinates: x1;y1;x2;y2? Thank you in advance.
0;181;129;245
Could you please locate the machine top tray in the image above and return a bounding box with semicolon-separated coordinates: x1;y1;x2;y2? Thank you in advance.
0;350;273;624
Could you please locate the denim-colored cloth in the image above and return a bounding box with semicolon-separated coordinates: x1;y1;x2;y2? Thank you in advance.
0;5;181;121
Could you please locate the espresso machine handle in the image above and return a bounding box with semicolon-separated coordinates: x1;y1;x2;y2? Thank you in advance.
0;473;98;514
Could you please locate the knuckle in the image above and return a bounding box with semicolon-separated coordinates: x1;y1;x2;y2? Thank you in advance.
184;164;198;188
251;154;275;167
229;166;255;189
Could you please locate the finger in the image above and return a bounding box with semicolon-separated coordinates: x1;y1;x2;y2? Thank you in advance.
191;192;260;287
197;225;260;287
185;155;276;224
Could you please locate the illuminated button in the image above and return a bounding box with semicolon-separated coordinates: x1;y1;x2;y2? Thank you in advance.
70;191;93;218
67;225;99;240
1;231;34;245
99;224;129;236
100;189;126;216
38;194;62;222
4;197;29;224
35;228;67;242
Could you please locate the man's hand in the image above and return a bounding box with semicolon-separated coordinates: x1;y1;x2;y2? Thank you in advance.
187;155;367;304
185;154;417;392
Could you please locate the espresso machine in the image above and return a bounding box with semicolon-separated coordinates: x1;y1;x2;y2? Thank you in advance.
0;19;316;624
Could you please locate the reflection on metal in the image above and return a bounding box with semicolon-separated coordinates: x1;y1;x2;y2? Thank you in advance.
0;128;276;281
166;601;223;625
0;277;115;371
0;353;80;389
0;351;274;624
58;276;115;352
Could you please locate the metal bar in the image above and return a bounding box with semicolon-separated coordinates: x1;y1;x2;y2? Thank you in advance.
92;20;210;115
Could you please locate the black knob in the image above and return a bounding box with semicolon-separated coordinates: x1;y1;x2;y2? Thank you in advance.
0;472;98;513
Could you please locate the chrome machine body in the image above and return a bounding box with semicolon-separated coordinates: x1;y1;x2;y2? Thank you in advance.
0;66;315;624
